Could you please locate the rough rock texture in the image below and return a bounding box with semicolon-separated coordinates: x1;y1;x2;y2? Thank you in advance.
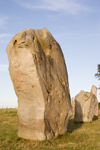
91;85;97;96
72;97;75;115
74;90;98;122
6;28;72;140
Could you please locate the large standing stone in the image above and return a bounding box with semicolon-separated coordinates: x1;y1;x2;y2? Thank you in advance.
6;28;72;140
74;88;98;122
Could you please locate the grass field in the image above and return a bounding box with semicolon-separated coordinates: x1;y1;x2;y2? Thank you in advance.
0;108;100;150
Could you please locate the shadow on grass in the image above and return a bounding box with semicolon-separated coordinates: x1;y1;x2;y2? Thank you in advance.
92;115;98;121
67;115;98;133
67;100;83;133
67;118;83;133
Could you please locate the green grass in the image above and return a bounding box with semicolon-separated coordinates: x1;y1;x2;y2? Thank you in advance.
0;108;100;150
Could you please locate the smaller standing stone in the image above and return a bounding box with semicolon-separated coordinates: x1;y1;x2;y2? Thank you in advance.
74;87;98;122
72;97;75;115
91;85;97;96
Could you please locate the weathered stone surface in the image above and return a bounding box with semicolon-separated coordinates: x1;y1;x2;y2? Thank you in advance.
72;97;75;115
91;85;97;97
74;90;98;122
6;28;72;140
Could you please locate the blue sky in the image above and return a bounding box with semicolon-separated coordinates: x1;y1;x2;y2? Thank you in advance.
0;0;100;108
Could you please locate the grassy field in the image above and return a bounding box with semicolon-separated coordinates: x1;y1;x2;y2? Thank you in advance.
0;109;100;150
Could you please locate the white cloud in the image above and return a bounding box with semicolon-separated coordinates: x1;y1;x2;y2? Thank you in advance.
14;0;90;15
0;64;8;71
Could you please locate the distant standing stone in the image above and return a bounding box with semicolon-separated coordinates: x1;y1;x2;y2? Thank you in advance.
72;97;75;114
74;88;98;122
6;28;72;140
91;85;97;97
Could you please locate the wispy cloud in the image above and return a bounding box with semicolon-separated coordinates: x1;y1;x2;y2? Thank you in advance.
54;32;100;41
0;33;11;39
14;0;90;15
0;14;9;28
0;33;12;44
0;40;10;44
54;33;65;39
0;64;8;71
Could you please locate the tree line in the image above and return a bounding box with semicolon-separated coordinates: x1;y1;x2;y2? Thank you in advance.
95;64;100;94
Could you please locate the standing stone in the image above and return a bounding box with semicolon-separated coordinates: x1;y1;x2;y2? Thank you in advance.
72;97;75;115
6;28;72;140
91;85;98;116
91;85;97;96
74;89;98;122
